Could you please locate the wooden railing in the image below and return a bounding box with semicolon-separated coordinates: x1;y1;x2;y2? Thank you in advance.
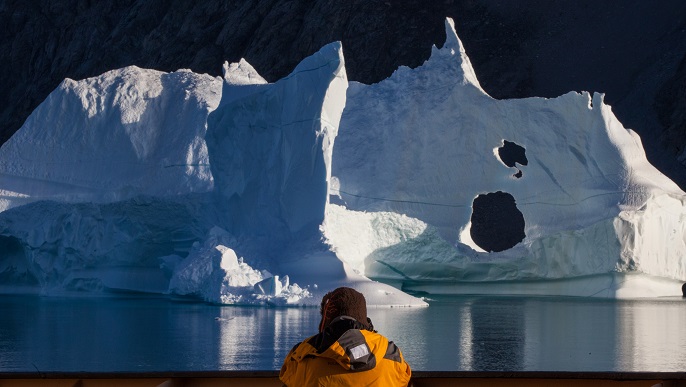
0;371;684;386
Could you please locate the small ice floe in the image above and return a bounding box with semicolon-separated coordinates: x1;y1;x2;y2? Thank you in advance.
254;275;289;296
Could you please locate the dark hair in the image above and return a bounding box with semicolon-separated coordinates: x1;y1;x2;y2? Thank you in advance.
319;287;368;331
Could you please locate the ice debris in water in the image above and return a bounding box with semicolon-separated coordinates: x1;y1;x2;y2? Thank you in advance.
169;227;311;305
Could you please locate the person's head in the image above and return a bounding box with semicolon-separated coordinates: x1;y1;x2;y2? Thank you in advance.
319;287;370;332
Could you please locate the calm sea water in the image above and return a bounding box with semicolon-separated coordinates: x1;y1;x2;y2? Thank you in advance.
0;293;684;373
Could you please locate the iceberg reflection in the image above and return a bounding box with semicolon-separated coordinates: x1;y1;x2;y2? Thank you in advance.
616;299;686;371
1;295;685;372
368;296;686;372
218;306;319;370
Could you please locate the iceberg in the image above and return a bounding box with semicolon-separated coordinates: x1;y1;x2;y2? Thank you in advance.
0;41;425;306
0;18;684;302
328;19;686;298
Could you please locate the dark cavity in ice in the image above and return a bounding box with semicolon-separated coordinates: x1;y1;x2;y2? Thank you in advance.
470;191;525;252
498;140;527;178
0;235;37;285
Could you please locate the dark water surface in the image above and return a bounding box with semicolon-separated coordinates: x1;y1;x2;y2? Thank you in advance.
0;294;684;372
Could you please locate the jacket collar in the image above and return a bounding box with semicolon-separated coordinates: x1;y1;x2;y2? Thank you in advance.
310;316;369;352
293;316;377;371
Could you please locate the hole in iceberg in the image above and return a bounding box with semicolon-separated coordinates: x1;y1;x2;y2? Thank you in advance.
0;236;38;285
469;191;525;253
497;140;528;178
0;235;23;256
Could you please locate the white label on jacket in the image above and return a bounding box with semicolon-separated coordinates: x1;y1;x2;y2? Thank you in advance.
350;344;369;360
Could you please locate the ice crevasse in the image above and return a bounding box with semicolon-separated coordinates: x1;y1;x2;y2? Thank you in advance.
0;18;685;304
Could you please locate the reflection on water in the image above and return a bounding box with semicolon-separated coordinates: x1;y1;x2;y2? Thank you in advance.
616;300;686;371
369;297;529;371
217;306;319;370
0;294;684;372
371;296;686;372
470;298;525;370
522;298;620;371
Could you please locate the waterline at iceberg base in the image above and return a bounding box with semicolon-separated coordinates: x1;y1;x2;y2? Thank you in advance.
1;18;684;304
378;274;682;299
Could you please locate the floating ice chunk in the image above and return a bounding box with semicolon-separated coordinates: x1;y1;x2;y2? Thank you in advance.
168;227;315;305
254;275;283;296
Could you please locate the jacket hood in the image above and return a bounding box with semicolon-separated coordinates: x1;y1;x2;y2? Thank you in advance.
279;317;412;387
292;317;380;371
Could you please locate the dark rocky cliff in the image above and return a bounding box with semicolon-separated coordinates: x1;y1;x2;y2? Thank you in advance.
2;0;685;187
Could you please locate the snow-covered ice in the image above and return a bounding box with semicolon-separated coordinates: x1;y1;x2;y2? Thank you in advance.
0;40;424;306
328;19;686;298
0;18;685;303
0;67;220;211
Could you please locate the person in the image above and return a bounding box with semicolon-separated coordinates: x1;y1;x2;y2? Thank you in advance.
279;287;412;386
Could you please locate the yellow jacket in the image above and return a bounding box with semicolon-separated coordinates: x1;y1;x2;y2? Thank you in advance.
280;318;411;386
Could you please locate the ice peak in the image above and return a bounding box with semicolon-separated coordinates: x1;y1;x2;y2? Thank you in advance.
289;41;345;82
206;41;348;243
441;18;462;53
222;59;267;86
431;18;486;94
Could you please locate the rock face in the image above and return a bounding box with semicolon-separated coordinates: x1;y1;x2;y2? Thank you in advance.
2;1;686;187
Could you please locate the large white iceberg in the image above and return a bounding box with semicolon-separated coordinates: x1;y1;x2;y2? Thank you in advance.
0;41;425;306
328;19;686;298
0;18;684;302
